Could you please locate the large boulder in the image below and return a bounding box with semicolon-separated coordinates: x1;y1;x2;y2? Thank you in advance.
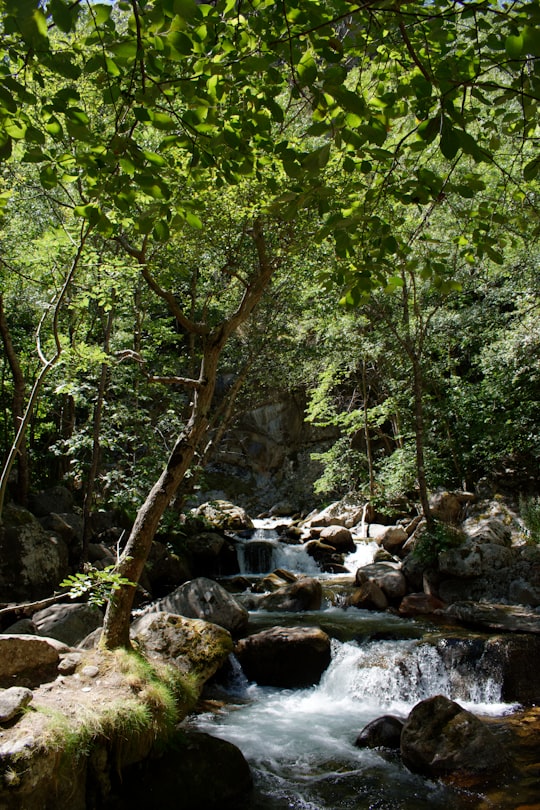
377;526;408;555
27;485;74;517
356;562;407;601
235;626;331;687
400;695;508;776
119;730;253;809
252;576;322;612
131;612;233;685
346;580;389;611
143;577;249;636
190;500;254;531
31;603;103;646
318;525;355;553
0;505;70;601
443;601;540;635
438;540;513;578
0;635;68;688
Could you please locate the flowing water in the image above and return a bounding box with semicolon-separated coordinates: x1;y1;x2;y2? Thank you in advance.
191;523;524;809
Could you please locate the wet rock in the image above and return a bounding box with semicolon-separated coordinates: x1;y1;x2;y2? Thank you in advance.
0;687;33;724
398;593;446;617
355;715;404;750
142;577;249;636
132;611;233;686
235;625;331;687
400;695;508;776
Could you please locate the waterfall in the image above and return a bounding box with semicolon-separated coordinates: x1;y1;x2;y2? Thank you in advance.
236;521;321;576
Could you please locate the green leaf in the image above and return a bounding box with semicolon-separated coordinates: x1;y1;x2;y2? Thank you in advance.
522;27;540;57
39;165;58;189
49;0;79;33
74;203;101;225
524;157;540;181
440;123;460;159
297;50;317;87
153;219;170;241
505;34;523;59
173;0;202;22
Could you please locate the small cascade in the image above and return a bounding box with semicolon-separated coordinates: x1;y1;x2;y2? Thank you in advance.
236;520;321;576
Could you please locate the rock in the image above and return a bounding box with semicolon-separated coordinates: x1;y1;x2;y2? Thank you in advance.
2;618;38;635
462;514;512;546
57;652;83;675
145;540;192;596
319;525;355;553
119;730;253;809
355;715;404;750
0;687;33;724
143;577;248;636
32;603;103;646
484;635;540;705
346;581;389;611
429;490;474;524
443;601;540;634
303;494;367;529
438;540;513;578
508;577;540;608
190;500;254;531
235;626;331;687
0;505;70;601
400;695;508;776
0;635;69;688
377;526;408;554
27;485;74;517
254;576;323;612
131;611;233;685
398;593;446;617
356;562;407;601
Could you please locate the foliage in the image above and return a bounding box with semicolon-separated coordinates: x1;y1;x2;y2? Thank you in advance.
60;565;135;606
413;520;464;565
519;496;540;545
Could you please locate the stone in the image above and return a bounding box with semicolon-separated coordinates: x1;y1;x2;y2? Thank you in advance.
377;526;408;553
443;601;540;635
118;730;252;809
0;687;33;724
400;695;508;776
143;577;248;636
319;525;355;553
429;490;473;524
398;593;446;617
0;505;70;601
235;626;331;687
346;581;388;611
355;562;407;601
254;576;323;612
58;653;83;675
438;541;513;578
0;635;68;688
131;611;233;686
190;500;254;531
355;715;404;749
32;603;103;646
27;485;74;517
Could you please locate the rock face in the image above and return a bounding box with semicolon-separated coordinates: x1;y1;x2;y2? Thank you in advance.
143;577;249;636
235;626;331;687
400;695;508;776
118;730;253;809
131;611;234;684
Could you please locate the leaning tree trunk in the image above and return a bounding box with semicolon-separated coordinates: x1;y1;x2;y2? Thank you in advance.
101;218;276;649
101;340;221;649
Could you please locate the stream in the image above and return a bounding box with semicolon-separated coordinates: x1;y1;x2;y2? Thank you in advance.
191;521;529;810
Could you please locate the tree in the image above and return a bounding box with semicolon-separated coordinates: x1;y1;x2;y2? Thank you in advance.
0;0;539;647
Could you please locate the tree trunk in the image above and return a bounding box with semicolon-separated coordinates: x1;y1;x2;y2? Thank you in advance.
361;355;376;496
82;308;114;561
101;218;276;649
410;351;432;525
0;295;29;505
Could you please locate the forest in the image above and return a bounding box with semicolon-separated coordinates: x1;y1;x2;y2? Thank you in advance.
0;0;539;638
